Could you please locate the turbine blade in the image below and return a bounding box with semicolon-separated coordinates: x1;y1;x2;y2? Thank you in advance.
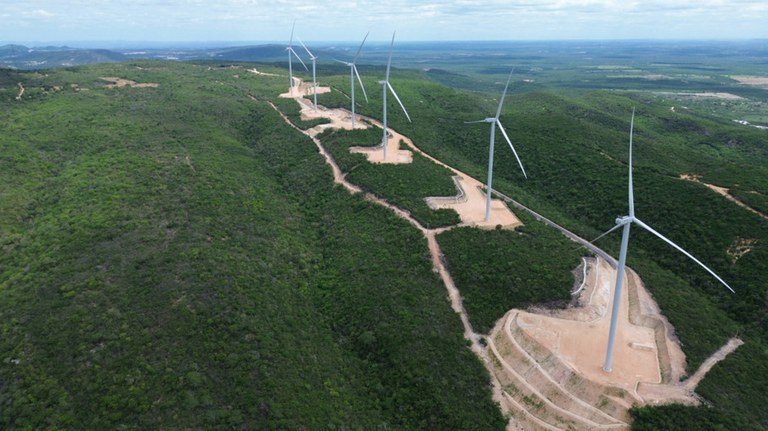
495;70;514;120
333;59;349;65
387;81;411;122
353;64;368;102
385;31;395;82
353;32;369;62
496;119;527;178
628;108;636;218
633;218;735;293
591;222;624;244
289;21;295;45
464;119;488;124
290;48;309;71
298;37;314;58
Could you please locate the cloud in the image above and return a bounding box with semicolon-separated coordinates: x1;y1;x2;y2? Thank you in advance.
29;9;55;18
1;0;766;41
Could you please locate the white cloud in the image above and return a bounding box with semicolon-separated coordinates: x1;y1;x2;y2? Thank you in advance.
1;0;766;42
29;9;55;18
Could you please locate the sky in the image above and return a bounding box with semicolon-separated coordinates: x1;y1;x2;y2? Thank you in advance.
2;0;767;45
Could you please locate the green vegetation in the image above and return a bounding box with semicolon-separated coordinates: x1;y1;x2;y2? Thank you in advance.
438;211;585;333
2;40;767;430
695;337;768;428
630;404;762;431
314;54;768;428
0;62;504;429
316;126;460;228
269;96;330;129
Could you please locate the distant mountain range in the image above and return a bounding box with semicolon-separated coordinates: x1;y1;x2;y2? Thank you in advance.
3;39;767;71
0;43;331;70
0;45;128;69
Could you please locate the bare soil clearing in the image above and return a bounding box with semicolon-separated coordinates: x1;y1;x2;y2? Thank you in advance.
490;256;743;429
282;78;521;228
349;132;414;164
426;176;522;229
247;68;280;77
267;77;743;430
513;258;663;394
657;91;743;100
727;237;758;263
100;77;159;88
16;82;24;101
731;75;768;87
688;92;743;100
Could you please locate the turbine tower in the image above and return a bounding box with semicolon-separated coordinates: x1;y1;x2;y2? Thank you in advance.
467;71;526;222
298;38;318;111
286;22;308;96
379;31;412;160
599;109;735;373
336;32;369;128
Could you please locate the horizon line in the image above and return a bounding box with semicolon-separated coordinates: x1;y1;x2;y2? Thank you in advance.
3;37;768;48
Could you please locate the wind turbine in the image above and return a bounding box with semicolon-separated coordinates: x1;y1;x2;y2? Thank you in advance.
286;22;308;96
598;109;735;373
467;71;527;222
298;38;318;111
379;31;412;160
335;32;369;128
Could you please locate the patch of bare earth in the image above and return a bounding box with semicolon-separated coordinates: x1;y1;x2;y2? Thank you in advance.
247;68;280;77
268;77;741;430
426;175;522;229
15;82;25;101
688;92;744;100
727;237;758;263
488;257;743;429
731;75;768;88
100;77;159;88
659;91;743;100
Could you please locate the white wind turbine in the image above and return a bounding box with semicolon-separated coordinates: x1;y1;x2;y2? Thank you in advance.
597;109;735;373
298;38;318;111
467;71;527;222
335;32;369;128
379;31;412;160
286;22;308;96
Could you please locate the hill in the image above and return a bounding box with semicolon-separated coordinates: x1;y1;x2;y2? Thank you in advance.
2;53;767;430
311;60;768;429
0;62;505;429
0;44;126;69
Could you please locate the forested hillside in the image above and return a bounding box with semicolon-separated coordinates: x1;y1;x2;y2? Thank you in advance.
315;65;768;429
0;62;504;429
2;57;767;430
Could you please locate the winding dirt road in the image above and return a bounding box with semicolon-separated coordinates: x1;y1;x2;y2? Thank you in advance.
681;174;768;221
263;76;744;430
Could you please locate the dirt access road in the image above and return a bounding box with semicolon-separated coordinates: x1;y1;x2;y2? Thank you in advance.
266;76;743;430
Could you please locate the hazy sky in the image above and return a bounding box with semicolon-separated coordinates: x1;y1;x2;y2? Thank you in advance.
2;0;767;44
